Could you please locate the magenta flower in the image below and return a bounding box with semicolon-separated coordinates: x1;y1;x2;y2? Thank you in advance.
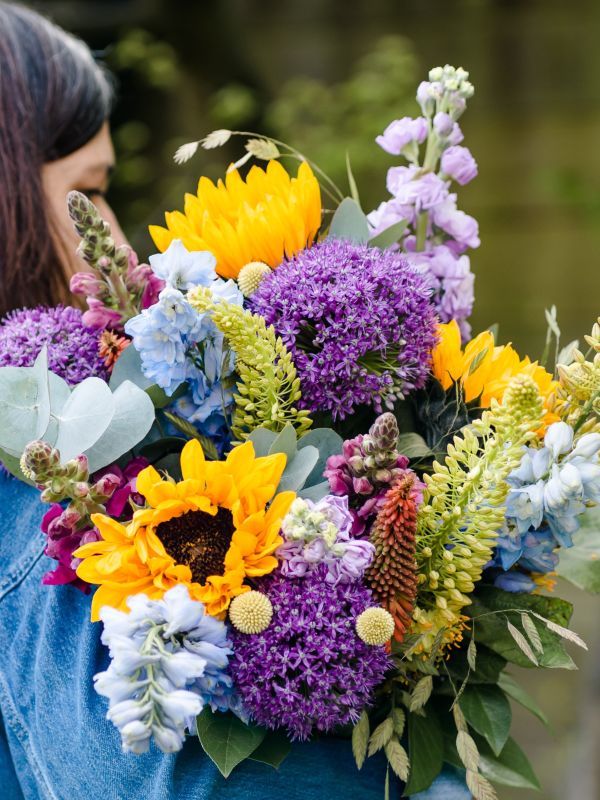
82;298;123;330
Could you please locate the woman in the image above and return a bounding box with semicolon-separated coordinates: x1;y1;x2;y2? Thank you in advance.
0;5;469;798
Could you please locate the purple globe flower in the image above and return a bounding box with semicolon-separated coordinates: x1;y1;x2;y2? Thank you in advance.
230;566;391;740
0;305;108;384
251;240;438;419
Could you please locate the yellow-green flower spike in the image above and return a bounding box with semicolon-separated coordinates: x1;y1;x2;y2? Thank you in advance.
355;607;395;646
229;590;273;634
237;261;271;298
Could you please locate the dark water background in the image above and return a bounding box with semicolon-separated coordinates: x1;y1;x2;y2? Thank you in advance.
39;1;600;796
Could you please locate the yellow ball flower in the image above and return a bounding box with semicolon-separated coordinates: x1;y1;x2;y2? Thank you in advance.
149;160;322;279
229;590;273;634
355;607;395;646
237;261;271;298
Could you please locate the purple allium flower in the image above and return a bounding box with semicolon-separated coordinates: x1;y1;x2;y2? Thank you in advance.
441;145;478;185
250;240;438;419
0;305;108;384
231;566;391;740
376;117;428;155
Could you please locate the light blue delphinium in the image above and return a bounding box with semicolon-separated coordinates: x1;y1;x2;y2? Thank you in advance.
149;240;218;291
95;585;239;754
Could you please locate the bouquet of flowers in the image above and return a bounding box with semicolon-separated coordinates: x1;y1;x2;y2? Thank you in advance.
1;64;599;799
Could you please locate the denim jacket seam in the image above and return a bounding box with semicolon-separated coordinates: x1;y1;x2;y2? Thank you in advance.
0;537;46;603
0;672;59;800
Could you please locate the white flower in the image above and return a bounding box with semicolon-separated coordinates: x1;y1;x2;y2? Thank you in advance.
149;239;217;290
544;421;574;460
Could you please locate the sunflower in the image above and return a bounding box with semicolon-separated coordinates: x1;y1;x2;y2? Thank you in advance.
75;440;295;621
432;320;559;427
149;160;322;280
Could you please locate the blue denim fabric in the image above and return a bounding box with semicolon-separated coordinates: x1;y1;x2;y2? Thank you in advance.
0;477;471;799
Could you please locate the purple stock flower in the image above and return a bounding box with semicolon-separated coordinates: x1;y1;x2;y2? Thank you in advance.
231;566;391;740
0;305;108;384
376;117;428;155
387;166;449;211
441;146;478;185
250;239;438;419
431;196;480;249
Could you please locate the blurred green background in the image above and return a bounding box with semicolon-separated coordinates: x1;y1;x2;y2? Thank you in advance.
38;0;600;796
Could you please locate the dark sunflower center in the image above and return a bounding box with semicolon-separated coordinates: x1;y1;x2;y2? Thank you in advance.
156;508;235;584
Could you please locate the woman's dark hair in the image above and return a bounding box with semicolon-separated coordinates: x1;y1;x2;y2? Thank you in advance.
0;2;113;315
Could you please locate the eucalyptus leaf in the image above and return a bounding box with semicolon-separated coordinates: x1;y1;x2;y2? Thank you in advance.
297;427;343;487
267;424;298;461
84;380;155;472
277;445;319;494
298;480;330;502
368;219;408;249
51;377;115;462
196;708;266;778
247;427;278;458
109;344;173;409
0;348;51;455
459;685;511;756
328;197;370;244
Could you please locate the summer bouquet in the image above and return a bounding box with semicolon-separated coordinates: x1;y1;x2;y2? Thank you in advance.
1;64;599;799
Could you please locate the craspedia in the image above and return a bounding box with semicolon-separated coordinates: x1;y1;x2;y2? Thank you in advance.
250;239;439;420
356;607;395;646
229;591;273;634
237;261;271;298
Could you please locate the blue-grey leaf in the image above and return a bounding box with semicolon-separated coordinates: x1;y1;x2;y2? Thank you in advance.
110;344;172;408
0;349;51;455
277;445;319;493
298;480;330;502
52;377;115;462
268;424;298;461
368;219;408;249
247;427;278;458
328;198;370;244
297;427;343;487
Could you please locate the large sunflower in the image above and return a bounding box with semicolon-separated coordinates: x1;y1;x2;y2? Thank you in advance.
149;160;322;280
432;320;559;427
75;440;295;621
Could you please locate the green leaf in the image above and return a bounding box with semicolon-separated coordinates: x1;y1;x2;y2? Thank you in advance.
404;709;444;795
368;219;408;250
247;427;278;458
0;447;34;484
84;380;155;472
368;717;394;756
297;427;343;487
267;423;298;461
248;731;291;770
557;508;600;593
459;685;511;757
507;621;538;666
446;643;506;685
109;343;173;409
345;151;361;206
476;735;541;790
497;673;549;727
397;432;433;461
385;739;409;781
196;708;266;778
468;587;576;670
328;197;370;244
0;347;51;455
351;710;369;769
409;676;433;712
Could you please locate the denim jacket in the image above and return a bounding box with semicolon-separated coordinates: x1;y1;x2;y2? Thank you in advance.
0;477;469;800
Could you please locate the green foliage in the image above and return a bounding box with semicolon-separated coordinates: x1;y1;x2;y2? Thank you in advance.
328;197;370;243
557;506;600;592
459;685;511;757
475;736;540;791
162;411;219;461
248;731;291;770
109;344;174;409
0;348;155;475
497;673;549;727
188;288;313;441
404;708;444;795
446;644;506;686
196;708;266;778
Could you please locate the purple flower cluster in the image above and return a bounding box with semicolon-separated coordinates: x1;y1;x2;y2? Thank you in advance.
231;566;391;740
251;239;438;419
0;305;108;384
40;457;148;591
368;66;478;338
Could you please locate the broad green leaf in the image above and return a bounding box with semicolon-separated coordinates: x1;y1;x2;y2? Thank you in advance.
52;377;114;462
328;197;370;244
0;348;51;455
446;643;506;685
247;427;278;458
297;427;343;487
557;508;600;593
459;685;511;756
268;423;297;461
84;380;155;472
398;432;433;461
476;735;541;790
196;709;266;778
497;673;549;727
368;219;408;250
248;731;291;770
404;709;444;795
277;445;319;493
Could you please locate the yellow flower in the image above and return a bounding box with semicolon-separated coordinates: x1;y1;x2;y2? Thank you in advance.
149;160;322;279
75;440;295;621
432;320;559;429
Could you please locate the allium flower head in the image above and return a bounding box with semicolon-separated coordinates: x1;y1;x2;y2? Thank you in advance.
149;160;322;279
0;305;108;384
95;585;238;754
251;239;438;419
231;566;391;740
